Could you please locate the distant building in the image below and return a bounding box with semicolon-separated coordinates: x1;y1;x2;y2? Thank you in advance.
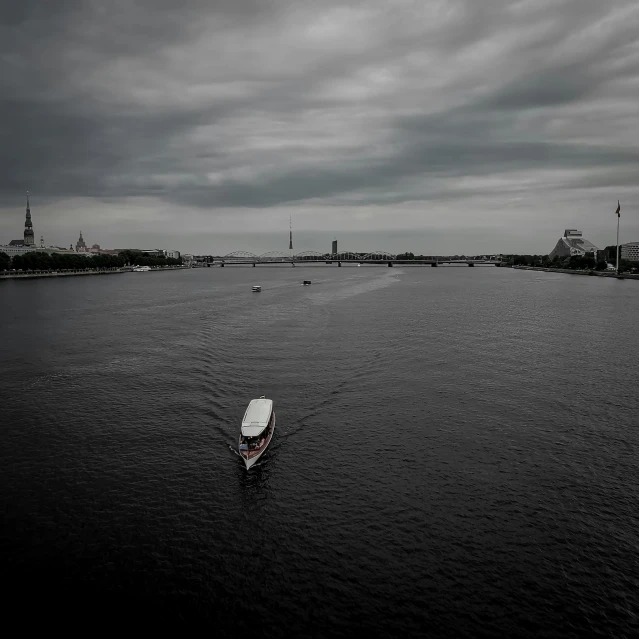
620;242;639;262
113;248;163;256
0;244;94;258
23;195;34;246
48;247;90;257
0;244;39;257
549;230;599;261
76;231;87;252
165;250;181;259
1;195;36;255
332;239;338;255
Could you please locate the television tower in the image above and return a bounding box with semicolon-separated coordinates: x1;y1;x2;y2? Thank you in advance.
289;215;293;254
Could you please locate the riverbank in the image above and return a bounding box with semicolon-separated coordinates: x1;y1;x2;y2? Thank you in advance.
513;266;639;280
0;266;190;280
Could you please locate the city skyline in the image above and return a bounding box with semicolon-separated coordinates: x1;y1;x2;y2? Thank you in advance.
1;1;638;254
0;195;633;257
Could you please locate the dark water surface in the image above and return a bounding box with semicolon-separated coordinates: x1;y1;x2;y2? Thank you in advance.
1;266;638;636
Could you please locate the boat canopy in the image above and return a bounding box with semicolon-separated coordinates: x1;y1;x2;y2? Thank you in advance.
241;398;273;437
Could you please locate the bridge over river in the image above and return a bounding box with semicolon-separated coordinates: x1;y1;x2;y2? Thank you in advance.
193;251;504;267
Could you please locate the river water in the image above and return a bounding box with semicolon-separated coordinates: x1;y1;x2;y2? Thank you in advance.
1;265;638;636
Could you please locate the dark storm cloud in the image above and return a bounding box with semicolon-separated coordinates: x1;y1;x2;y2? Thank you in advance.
1;0;638;221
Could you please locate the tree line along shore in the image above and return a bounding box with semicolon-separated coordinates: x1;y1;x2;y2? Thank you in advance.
0;249;183;274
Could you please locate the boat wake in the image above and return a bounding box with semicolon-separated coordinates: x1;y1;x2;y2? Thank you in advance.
227;444;242;457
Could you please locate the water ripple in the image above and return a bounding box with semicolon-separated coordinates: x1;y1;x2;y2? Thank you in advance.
1;266;638;636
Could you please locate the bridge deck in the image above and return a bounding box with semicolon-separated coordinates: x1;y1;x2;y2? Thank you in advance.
201;259;502;266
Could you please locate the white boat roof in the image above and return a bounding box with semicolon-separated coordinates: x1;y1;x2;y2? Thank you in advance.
241;398;273;436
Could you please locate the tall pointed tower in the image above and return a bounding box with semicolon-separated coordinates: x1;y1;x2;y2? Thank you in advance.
24;193;35;246
76;231;87;252
289;216;293;251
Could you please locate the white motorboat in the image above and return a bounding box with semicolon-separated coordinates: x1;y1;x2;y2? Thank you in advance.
133;265;151;272
238;396;275;469
252;285;261;292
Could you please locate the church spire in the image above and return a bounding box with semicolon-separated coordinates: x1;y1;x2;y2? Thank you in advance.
23;191;35;246
289;215;293;251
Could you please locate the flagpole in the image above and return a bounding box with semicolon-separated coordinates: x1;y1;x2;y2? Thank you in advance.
616;205;620;276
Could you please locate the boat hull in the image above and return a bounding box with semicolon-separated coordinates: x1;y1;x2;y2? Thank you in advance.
240;413;275;469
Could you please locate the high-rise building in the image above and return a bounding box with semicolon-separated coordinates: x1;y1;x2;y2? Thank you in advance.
332;239;338;255
621;242;639;262
23;194;34;246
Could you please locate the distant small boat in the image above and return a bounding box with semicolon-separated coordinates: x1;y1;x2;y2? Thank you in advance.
252;285;261;292
303;280;311;285
133;266;151;272
238;396;275;469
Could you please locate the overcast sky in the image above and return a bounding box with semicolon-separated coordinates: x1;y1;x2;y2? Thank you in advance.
1;0;638;254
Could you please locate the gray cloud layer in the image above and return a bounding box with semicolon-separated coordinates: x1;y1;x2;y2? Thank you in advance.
1;0;638;252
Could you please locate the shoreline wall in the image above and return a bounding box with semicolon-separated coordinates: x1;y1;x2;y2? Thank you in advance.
513;266;639;280
0;266;190;281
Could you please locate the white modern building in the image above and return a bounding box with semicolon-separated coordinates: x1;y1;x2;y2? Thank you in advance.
0;245;96;258
549;230;599;261
0;244;39;257
620;242;639;262
51;247;94;257
165;250;181;259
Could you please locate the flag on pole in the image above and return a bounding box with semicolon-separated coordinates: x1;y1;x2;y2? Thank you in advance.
615;200;620;217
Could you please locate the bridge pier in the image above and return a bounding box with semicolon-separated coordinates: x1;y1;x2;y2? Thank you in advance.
388;261;393;267
468;262;474;267
220;262;224;267
253;262;256;267
338;261;341;267
431;262;438;267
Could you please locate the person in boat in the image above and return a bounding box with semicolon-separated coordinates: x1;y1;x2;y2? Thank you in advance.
241;418;271;452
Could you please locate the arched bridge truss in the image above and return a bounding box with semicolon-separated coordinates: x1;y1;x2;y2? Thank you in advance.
361;251;396;260
294;251;329;260
219;250;399;262
223;250;259;261
259;251;293;262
